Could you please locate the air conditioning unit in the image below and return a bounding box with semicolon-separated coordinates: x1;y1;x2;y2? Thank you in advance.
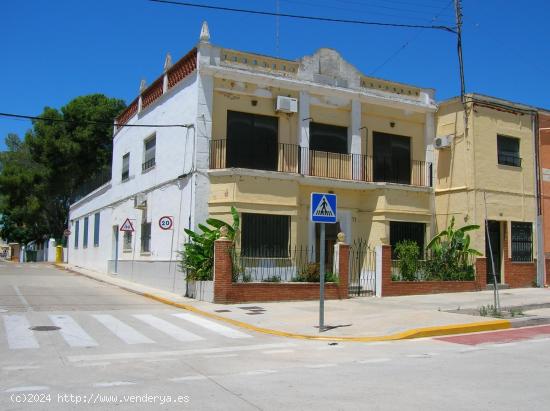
434;135;452;149
134;193;147;209
275;96;298;113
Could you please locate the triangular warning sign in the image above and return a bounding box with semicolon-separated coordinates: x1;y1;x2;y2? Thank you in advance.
313;195;336;218
120;218;135;232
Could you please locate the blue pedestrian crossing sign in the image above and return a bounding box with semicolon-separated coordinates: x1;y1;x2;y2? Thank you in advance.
310;193;337;223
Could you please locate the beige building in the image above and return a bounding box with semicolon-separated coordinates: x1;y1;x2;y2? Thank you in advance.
69;22;437;294
435;94;540;287
204;32;437;264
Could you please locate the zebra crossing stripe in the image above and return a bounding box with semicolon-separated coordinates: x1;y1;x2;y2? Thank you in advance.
92;314;154;345
133;314;203;342
172;313;252;339
49;315;98;347
2;315;39;349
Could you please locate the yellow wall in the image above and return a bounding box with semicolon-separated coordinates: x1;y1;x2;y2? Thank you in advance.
434;98;537;256
209;174;432;248
363;103;426;160
209;80;433;249
211;78;299;144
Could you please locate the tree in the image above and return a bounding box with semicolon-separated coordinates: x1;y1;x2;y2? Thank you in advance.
0;95;126;242
0;134;46;243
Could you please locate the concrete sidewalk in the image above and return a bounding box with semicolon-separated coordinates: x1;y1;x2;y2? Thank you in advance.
55;263;550;341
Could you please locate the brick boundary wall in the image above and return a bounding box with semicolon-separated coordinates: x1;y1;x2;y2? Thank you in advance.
213;238;349;304
381;245;486;297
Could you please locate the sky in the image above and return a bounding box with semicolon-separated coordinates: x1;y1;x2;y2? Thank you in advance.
2;0;549;150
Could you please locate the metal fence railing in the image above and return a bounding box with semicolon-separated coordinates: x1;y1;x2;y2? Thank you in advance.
348;239;376;296
209;140;432;187
73;169;112;202
231;246;338;283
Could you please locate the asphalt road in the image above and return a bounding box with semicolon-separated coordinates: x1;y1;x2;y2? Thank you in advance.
1;261;549;410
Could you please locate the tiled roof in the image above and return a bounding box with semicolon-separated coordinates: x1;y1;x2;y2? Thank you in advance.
115;47;197;131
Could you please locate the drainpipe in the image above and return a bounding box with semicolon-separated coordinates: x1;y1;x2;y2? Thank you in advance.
533;112;545;287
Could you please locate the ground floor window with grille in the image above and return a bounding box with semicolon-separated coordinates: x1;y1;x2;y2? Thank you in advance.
390;221;425;259
241;213;290;257
511;222;532;262
123;231;132;251
141;222;151;253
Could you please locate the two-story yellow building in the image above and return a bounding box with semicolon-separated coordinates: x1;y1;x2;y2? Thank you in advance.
200;28;437;272
435;94;539;288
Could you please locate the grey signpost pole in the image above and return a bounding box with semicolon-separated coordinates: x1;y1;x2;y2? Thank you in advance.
319;223;325;332
311;192;336;333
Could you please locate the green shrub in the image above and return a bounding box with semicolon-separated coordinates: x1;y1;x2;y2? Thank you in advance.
179;206;239;281
394;240;420;281
293;263;338;283
424;217;481;281
262;275;281;283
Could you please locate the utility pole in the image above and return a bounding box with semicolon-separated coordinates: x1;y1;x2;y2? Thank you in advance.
454;0;466;104
275;0;280;57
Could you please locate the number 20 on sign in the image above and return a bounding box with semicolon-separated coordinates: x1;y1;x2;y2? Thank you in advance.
159;216;174;230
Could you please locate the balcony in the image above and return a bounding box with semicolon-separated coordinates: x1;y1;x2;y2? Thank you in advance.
210;139;432;187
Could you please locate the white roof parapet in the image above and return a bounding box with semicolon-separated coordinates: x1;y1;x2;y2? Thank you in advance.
164;53;173;72
200;21;210;43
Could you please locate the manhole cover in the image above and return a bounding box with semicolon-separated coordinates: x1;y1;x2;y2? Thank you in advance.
29;326;61;331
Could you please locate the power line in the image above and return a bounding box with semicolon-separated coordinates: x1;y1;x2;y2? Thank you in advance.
280;0;454;23
369;0;454;75
0;112;193;128
147;0;457;33
320;0;455;18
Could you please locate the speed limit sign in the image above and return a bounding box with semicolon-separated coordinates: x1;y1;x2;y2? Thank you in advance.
159;216;174;230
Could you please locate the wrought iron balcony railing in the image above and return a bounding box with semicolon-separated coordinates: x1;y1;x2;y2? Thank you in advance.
210;140;432;187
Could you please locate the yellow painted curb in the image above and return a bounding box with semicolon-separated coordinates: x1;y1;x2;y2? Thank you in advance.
142;293;512;342
53;264;512;342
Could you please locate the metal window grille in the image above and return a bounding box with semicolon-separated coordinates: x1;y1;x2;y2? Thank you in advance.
123;231;132;251
142;136;156;171
497;135;521;167
390;221;425;259
93;212;100;247
511;222;532;262
74;221;79;249
241;213;290;258
141;222;151;253
83;217;89;248
122;153;130;181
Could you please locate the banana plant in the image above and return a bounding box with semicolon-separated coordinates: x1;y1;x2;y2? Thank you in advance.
425;217;481;280
179;206;239;281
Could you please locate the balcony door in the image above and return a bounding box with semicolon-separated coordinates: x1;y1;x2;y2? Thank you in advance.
309;122;350;179
226;111;278;171
373;132;411;184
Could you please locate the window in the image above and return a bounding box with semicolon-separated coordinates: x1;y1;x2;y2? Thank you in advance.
74;220;79;249
122;153;130;181
497;135;521;167
142;135;156;172
226;111;278;171
83;217;89;248
390;221;425;259
241;213;290;257
93;212;100;247
511;222;532;262
309;122;348;154
373;132;411;184
123;231;132;251
141;222;151;253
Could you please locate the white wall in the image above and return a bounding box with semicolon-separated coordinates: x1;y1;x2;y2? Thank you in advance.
68;69;200;294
